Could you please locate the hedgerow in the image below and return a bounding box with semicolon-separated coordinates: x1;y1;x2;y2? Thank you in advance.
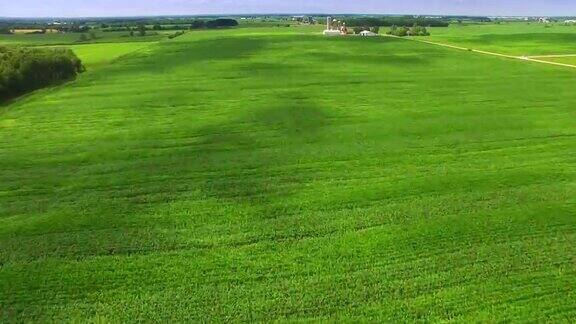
0;46;84;101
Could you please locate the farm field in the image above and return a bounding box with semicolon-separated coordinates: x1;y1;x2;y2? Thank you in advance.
0;30;168;46
428;23;576;56
536;55;576;66
1;26;575;322
65;42;156;69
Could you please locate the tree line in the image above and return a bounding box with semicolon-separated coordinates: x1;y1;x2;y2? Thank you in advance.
387;25;430;37
190;19;239;29
0;46;84;102
344;17;449;28
0;18;240;37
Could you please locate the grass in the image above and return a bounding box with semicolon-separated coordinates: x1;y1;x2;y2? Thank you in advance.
427;23;576;55
65;42;156;69
537;56;576;66
0;26;575;322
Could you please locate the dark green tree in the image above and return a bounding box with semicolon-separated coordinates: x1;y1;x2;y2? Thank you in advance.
205;19;239;29
0;46;84;102
138;24;146;36
190;19;206;29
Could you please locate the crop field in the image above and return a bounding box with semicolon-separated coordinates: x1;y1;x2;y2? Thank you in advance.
536;55;576;66
1;25;575;322
0;30;168;46
428;23;576;56
65;42;156;69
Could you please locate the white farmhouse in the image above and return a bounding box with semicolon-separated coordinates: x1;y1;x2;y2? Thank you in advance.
359;30;378;37
538;17;550;23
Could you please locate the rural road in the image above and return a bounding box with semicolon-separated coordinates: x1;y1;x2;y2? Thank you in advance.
386;35;576;70
528;54;576;58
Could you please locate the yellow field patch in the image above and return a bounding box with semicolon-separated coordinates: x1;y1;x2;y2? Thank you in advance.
12;29;59;34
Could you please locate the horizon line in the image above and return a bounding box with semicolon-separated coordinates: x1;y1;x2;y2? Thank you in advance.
0;13;572;20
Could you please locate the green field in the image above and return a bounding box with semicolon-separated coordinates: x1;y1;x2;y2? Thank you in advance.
538;56;576;66
428;23;576;55
1;26;575;322
64;42;156;69
0;30;168;46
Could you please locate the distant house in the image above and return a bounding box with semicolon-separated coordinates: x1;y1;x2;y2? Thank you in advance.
538;17;550;23
359;30;378;37
565;20;576;25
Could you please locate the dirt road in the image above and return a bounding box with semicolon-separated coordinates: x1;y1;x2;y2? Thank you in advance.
387;35;576;70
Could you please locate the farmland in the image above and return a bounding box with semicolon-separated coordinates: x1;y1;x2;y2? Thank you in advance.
537;55;576;66
1;24;575;322
428;23;576;55
0;30;168;46
65;42;155;68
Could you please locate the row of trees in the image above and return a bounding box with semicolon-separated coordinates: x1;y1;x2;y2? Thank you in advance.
128;25;148;37
1;18;240;36
344;17;449;28
190;19;239;29
387;25;430;37
98;19;238;33
0;46;84;102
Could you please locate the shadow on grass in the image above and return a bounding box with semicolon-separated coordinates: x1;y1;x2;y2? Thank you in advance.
171;92;328;203
309;52;430;65
0;33;336;263
0;31;419;263
0;91;329;262
100;36;268;77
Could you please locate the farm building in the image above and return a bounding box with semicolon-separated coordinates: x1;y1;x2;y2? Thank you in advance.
538;17;550;23
359;30;378;37
323;17;347;36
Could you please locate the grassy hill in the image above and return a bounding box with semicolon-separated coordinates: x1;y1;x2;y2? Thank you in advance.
1;27;575;321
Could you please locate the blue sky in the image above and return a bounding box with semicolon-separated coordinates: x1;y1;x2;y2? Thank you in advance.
1;0;574;18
